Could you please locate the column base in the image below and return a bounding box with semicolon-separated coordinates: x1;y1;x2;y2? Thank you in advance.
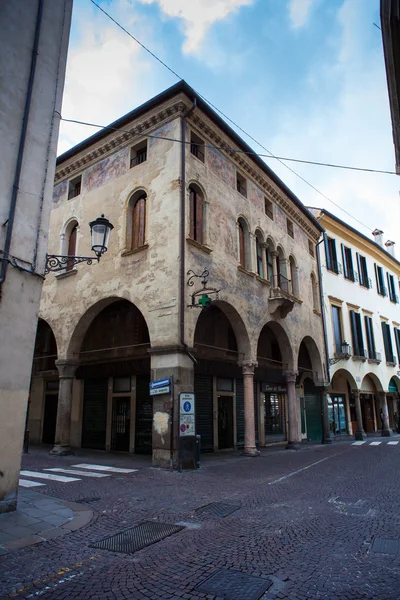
322;437;333;444
355;430;367;441
49;444;73;456
286;441;301;450
381;428;393;437
243;447;260;457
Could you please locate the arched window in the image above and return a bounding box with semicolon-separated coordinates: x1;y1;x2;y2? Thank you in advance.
66;223;78;271
238;221;245;267
311;272;320;311
277;247;289;292
256;236;264;278
129;191;147;250
189;185;204;245
289;256;299;297
265;239;274;283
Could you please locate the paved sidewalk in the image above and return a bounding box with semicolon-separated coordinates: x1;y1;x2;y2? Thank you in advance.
0;490;92;554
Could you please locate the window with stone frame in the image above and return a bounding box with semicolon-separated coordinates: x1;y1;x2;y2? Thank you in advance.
189;185;204;245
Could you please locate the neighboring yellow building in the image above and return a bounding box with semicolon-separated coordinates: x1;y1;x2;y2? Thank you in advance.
29;82;327;467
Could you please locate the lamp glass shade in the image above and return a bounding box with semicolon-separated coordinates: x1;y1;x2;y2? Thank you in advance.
89;214;114;257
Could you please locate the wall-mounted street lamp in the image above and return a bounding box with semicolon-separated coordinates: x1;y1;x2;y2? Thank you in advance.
329;341;351;366
45;214;114;274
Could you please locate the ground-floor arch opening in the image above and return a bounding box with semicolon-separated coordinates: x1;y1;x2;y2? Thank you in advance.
328;369;356;436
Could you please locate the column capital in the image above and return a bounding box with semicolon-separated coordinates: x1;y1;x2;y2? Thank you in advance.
55;359;79;379
270;250;278;258
240;361;258;375
285;370;298;383
377;390;387;398
352;388;360;397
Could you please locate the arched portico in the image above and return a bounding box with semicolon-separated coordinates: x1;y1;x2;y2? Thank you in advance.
297;338;325;444
360;373;392;437
49;298;152;455
387;376;400;432
329;369;356;437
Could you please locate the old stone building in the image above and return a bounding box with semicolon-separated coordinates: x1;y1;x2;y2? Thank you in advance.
28;81;327;466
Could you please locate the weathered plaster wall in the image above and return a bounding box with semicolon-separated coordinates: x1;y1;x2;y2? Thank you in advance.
0;0;72;511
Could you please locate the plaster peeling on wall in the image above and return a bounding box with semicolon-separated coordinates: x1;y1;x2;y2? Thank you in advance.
83;147;129;192
149;121;175;148
153;412;169;445
53;181;68;205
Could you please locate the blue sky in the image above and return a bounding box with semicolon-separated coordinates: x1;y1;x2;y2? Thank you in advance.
59;0;400;249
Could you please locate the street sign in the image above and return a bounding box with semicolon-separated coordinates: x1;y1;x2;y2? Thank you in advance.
149;386;170;396
150;378;170;389
179;393;195;436
180;393;195;414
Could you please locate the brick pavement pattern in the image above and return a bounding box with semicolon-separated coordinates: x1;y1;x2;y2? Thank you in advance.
1;441;400;600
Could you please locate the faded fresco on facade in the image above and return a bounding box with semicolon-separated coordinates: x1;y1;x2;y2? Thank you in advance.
83;147;129;192
207;147;235;188
53;180;67;205
296;224;309;253
275;205;287;232
248;181;264;212
149;121;175;148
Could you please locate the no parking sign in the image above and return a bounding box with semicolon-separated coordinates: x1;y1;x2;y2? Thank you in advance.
179;393;195;436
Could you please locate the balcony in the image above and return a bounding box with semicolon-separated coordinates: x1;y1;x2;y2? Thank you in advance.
386;354;397;366
378;285;388;297
190;143;205;162
130;150;147;168
360;276;372;289
368;351;382;364
352;347;368;361
345;269;359;283
390;293;399;304
327;261;342;275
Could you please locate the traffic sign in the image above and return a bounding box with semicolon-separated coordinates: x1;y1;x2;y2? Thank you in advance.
149;385;170;396
179;393;195;415
150;378;170;389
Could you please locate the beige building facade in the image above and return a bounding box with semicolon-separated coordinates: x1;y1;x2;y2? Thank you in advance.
29;82;327;466
310;208;400;440
0;0;72;512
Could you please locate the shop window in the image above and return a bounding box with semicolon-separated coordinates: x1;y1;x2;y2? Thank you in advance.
130;141;147;168
216;378;233;392
189;185;204;245
113;377;131;393
68;175;81;200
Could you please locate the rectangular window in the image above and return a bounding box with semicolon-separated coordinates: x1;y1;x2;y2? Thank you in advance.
190;132;205;162
394;328;400;365
308;240;315;257
264;198;273;220
387;273;398;303
216;377;233;392
68;175;82;200
236;172;247;197
113;377;131;393
256;238;264;278
375;264;387;296
382;321;395;363
287;219;294;239
341;244;357;282
332;305;343;354
130;140;147;168
364;316;376;360
349;310;365;358
356;253;370;288
324;236;341;274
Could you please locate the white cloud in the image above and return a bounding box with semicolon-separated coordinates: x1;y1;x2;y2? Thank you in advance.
288;0;315;30
137;0;253;54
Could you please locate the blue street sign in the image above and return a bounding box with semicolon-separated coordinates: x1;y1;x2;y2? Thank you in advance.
183;401;191;413
150;378;170;389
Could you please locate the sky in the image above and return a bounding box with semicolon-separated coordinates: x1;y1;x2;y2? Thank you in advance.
58;0;400;251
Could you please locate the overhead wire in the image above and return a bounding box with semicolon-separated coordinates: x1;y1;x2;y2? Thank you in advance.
86;0;386;234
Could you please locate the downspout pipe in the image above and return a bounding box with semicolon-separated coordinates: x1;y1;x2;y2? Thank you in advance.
317;234;332;444
0;0;44;289
180;98;197;365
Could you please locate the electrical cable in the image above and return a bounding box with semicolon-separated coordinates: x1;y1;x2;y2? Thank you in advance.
86;0;386;234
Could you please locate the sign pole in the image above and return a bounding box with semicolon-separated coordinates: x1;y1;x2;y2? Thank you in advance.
169;375;174;472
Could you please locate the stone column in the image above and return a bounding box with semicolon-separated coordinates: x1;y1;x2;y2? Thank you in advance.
271;251;278;289
260;243;268;280
242;362;259;456
321;391;332;444
50;360;79;455
353;389;366;441
286;371;300;449
378;391;393;437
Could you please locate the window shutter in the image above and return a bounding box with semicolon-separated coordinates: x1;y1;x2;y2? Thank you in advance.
324;235;331;270
341;244;347;278
350;310;358;354
138;196;146;247
238;223;245;268
356;252;361;283
387;272;391;300
195;192;203;245
189;189;195;240
355;312;363;353
395;329;400;361
67;225;77;272
374;264;380;294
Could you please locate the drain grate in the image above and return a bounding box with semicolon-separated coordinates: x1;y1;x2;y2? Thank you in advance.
196;569;272;600
75;497;101;504
89;521;184;554
195;502;240;518
371;538;400;556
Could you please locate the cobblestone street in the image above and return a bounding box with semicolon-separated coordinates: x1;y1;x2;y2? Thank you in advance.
1;439;400;600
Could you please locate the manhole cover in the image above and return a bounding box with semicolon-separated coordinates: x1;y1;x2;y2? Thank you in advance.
89;521;184;554
371;538;400;556
75;497;101;503
195;502;240;518
196;569;272;600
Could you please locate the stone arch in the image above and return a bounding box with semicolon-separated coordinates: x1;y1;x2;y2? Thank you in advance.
60;217;79;259
361;373;383;392
66;296;150;360
257;320;295;371
331;368;358;391
297;336;324;385
192;299;252;361
32;318;58;373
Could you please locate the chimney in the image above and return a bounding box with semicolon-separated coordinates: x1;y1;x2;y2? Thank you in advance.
372;229;384;246
385;240;396;257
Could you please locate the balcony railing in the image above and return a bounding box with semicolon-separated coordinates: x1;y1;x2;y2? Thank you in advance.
130;150;147;168
278;274;291;293
390;293;399;304
368;350;381;362
360;276;372;289
345;269;359;283
386;354;397;365
328;260;342;275
378;285;388;297
190;143;205;162
353;347;367;360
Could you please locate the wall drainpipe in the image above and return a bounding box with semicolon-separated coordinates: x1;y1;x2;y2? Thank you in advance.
180;98;197;365
0;0;44;293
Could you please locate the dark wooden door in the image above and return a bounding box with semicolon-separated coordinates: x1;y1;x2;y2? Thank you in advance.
218;396;234;449
42;394;58;444
135;375;152;454
111;396;130;452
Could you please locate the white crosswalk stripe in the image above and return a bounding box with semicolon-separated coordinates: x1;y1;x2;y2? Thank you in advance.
352;440;400;446
20;470;81;482
370;441;382;446
72;463;138;474
18;479;45;488
44;468;110;478
352;441;366;445
388;441;399;445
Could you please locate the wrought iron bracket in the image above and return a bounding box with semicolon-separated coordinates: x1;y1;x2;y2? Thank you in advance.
328;355;350;366
187;269;220;309
45;254;99;274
